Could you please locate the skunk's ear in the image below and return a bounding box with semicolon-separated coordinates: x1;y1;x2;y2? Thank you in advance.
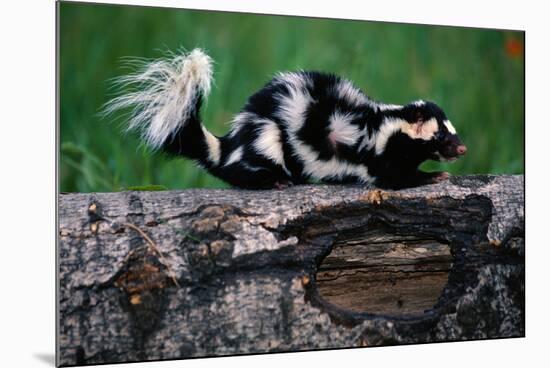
411;109;425;123
402;100;428;122
400;118;439;140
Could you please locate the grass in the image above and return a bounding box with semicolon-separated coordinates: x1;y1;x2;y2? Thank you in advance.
59;2;524;193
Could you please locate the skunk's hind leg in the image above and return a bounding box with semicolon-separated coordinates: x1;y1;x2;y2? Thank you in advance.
211;161;291;189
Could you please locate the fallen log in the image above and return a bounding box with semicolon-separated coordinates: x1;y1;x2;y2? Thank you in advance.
57;175;524;366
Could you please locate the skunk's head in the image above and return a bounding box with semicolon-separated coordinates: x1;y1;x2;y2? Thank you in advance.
396;100;467;162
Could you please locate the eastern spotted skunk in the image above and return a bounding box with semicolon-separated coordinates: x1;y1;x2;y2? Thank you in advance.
104;49;466;189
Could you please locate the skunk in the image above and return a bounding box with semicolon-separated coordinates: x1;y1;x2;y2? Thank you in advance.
104;48;466;190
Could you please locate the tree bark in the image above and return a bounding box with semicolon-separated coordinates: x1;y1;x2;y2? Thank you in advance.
57;175;524;366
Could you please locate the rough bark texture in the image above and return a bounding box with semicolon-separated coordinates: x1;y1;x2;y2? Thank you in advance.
57;175;524;366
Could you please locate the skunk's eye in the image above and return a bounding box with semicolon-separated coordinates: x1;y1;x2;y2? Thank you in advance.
435;130;445;141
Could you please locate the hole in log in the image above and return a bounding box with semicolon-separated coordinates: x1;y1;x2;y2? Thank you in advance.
316;229;452;315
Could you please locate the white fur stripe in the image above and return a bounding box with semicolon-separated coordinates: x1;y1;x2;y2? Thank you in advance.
275;76;372;182
377;103;403;111
374;119;407;155
275;71;312;92
275;73;313;131
334;79;371;107
291;141;373;183
228;112;255;138
253;120;291;175
202;126;221;165
329;112;360;146
241;162;264;172
224;146;243;167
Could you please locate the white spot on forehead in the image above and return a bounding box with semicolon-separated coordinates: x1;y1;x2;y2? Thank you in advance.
328;112;361;146
443;120;457;135
412;100;426;106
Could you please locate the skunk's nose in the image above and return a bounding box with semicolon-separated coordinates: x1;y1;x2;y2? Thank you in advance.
457;145;467;155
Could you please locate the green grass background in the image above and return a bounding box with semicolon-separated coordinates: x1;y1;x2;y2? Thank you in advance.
59;2;524;193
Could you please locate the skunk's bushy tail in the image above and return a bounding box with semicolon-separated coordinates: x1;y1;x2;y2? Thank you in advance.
103;48;221;166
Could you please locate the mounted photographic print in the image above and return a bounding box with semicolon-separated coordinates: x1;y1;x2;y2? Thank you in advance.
57;1;525;366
